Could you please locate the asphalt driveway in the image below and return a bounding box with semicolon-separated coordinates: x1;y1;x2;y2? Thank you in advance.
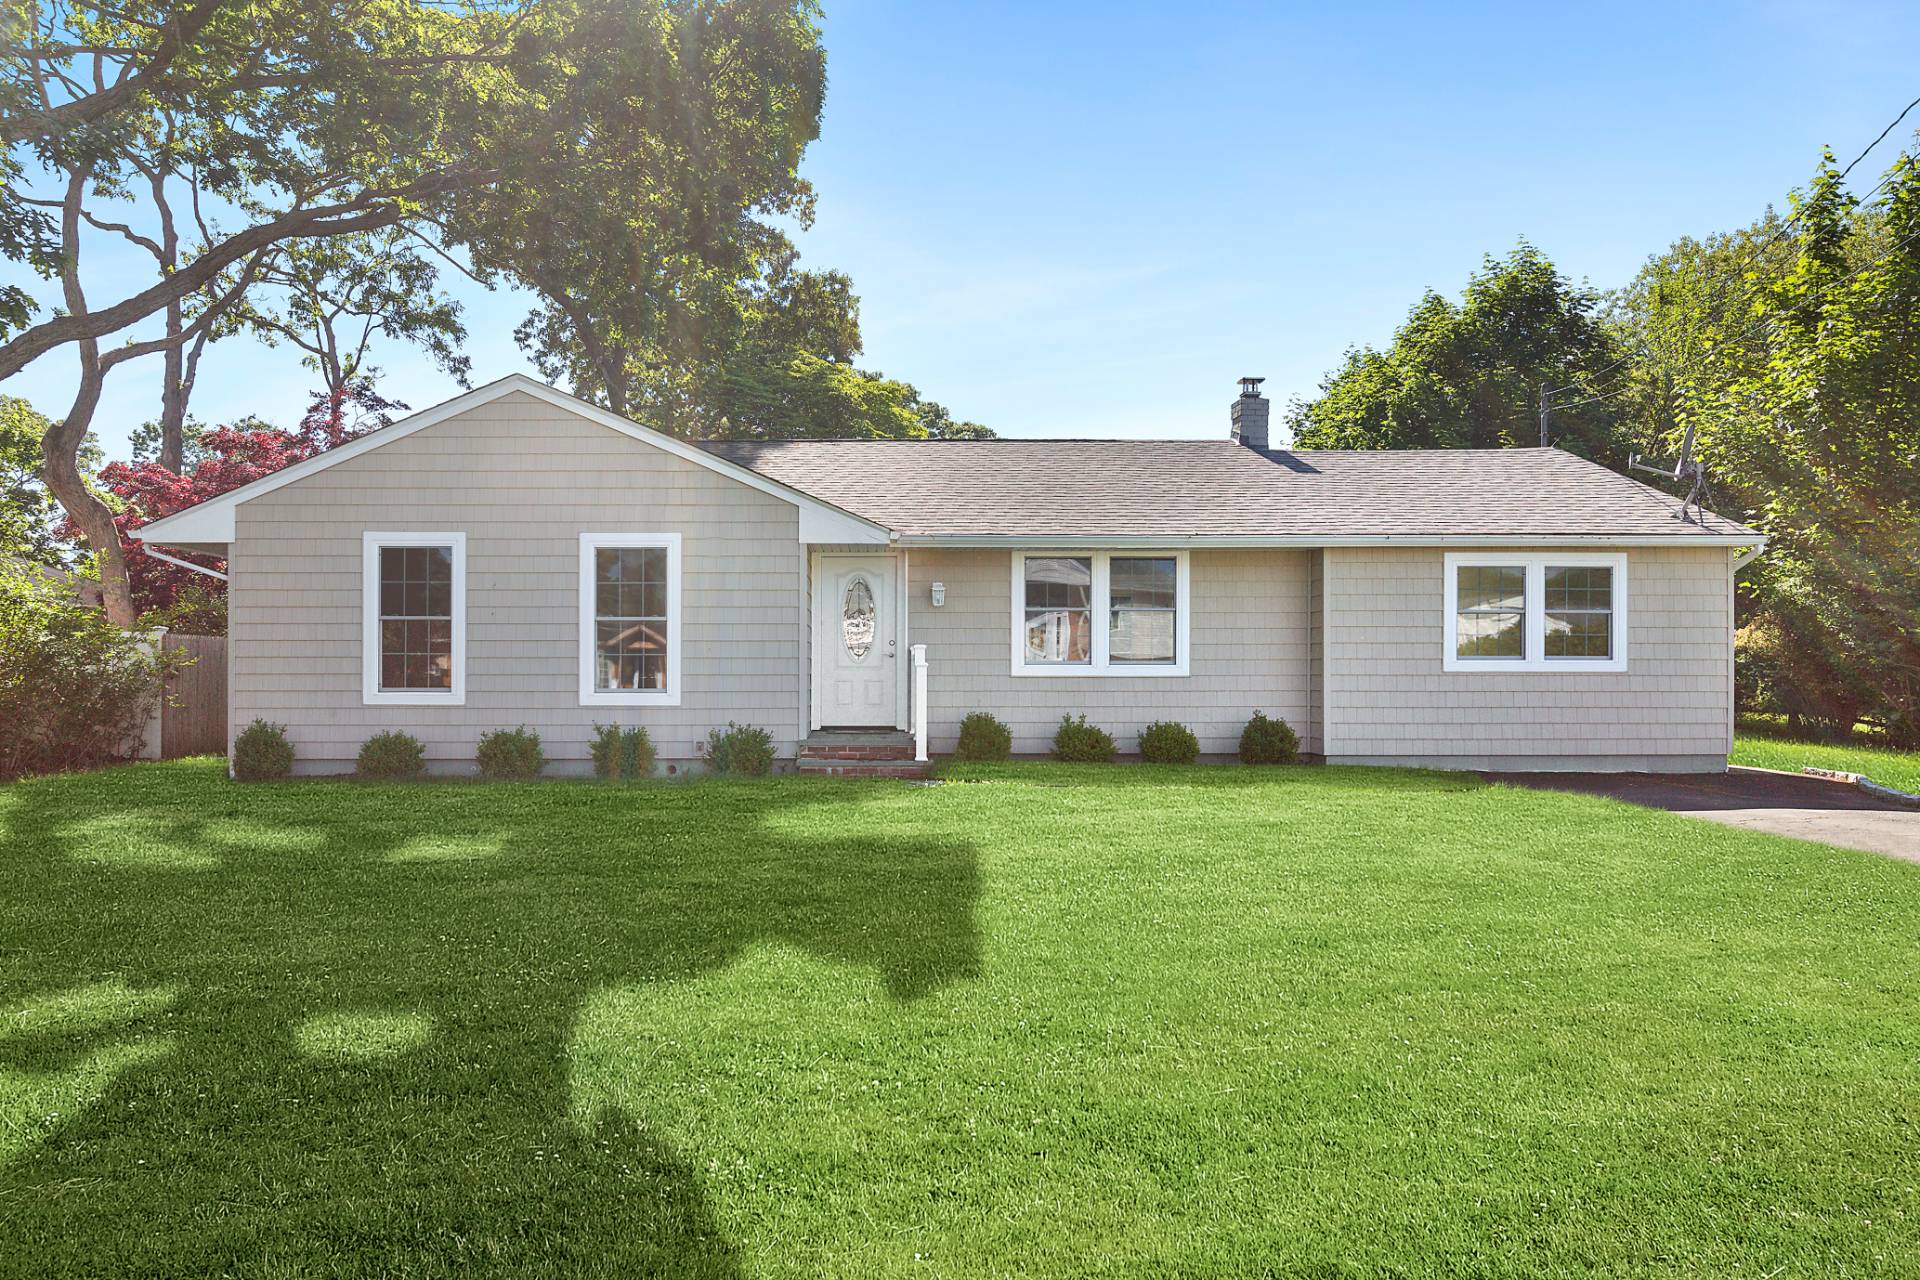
1488;767;1920;862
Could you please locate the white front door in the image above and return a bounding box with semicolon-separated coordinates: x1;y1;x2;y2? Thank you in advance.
814;553;902;728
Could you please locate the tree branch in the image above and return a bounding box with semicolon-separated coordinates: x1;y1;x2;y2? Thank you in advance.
0;0;226;146
0;166;493;380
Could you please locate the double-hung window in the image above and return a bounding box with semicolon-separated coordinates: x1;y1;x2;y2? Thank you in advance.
579;532;681;705
1443;552;1627;673
363;532;466;704
1011;551;1189;676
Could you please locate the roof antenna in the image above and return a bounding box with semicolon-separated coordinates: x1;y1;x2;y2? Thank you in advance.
1629;423;1707;524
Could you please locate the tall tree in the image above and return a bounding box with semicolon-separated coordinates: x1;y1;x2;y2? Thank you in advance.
1285;243;1631;461
240;229;469;400
1692;149;1920;742
5;0;829;624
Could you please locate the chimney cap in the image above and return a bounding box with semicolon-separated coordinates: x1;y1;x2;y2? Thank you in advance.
1238;376;1266;398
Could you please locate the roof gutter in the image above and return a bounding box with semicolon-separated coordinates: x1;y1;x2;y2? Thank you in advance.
141;544;229;582
889;533;1767;550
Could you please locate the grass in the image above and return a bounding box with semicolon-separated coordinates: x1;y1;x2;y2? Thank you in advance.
3;759;1918;1277
1733;731;1920;795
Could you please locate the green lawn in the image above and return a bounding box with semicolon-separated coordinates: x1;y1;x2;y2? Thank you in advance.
1733;732;1920;795
3;761;1918;1278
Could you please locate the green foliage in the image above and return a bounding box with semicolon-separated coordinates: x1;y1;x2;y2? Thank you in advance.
1137;720;1200;765
1689;148;1920;744
1239;711;1300;765
232;720;294;782
475;727;545;781
953;711;1013;762
590;723;656;781
703;722;775;776
356;731;426;782
138;582;227;638
1050;714;1115;763
241;228;471;395
1286;242;1630;461
0;562;174;779
0;396;76;567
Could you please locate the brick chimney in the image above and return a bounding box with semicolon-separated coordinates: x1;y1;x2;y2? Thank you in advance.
1230;376;1268;450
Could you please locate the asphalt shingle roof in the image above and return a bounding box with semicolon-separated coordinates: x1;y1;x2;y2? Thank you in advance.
696;440;1759;541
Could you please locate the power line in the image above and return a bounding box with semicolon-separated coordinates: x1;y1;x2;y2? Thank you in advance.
1710;94;1919;313
1715;221;1920;353
1542;93;1920;445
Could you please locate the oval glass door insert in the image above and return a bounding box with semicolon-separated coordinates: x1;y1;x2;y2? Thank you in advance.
842;575;876;661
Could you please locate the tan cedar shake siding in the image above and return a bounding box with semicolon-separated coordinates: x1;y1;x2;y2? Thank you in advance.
1320;545;1733;772
907;547;1312;757
228;391;807;772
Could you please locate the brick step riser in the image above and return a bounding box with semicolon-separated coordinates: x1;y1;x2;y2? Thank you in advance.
795;762;930;779
799;749;917;762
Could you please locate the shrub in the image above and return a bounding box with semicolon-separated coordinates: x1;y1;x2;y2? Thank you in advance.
954;711;1012;762
590;723;656;781
0;564;178;780
233;719;294;781
703;722;775;776
476;726;544;780
1138;719;1200;764
1239;710;1300;765
356;730;426;780
1051;714;1115;763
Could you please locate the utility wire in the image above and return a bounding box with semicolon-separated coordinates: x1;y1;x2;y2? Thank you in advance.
1547;92;1920;405
1543;92;1920;437
1709;94;1919;312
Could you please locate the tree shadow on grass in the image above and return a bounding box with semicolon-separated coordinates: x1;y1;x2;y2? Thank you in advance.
0;765;980;1278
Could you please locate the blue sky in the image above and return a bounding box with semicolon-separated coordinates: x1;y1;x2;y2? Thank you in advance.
10;0;1920;455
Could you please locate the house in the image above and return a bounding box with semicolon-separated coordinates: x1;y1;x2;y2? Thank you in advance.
137;373;1766;776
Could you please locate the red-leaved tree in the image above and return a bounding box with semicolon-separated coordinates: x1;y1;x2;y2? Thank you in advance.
79;384;400;622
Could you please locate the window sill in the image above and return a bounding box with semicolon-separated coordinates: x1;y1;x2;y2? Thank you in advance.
1441;657;1628;674
1010;662;1190;678
363;690;466;706
579;689;681;707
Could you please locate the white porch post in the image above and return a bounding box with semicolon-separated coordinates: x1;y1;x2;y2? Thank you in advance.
910;644;929;763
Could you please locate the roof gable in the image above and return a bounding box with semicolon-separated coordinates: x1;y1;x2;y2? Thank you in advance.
136;375;891;546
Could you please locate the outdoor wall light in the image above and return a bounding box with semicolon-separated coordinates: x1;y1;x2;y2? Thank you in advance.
930;581;946;607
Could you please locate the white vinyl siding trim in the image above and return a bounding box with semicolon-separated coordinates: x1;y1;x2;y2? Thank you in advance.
579;532;682;706
362;531;466;705
1008;549;1191;677
1442;551;1628;674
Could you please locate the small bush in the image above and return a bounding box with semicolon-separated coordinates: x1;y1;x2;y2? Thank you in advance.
1239;710;1300;765
591;723;656;781
703;722;775;776
954;711;1012;762
1051;714;1115;763
1138;719;1200;765
476;726;544;780
0;564;178;780
357;730;426;781
232;719;294;781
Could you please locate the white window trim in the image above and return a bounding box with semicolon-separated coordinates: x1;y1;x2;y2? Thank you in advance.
1442;551;1629;673
362;531;467;706
579;532;682;706
1008;549;1191;677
